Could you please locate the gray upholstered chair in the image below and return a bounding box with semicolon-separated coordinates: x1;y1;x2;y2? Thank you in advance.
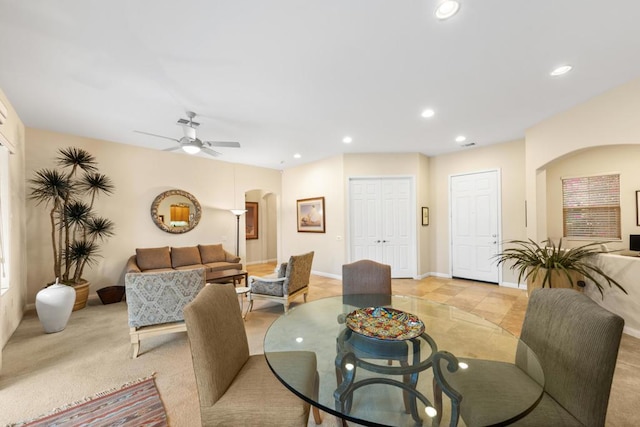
125;268;205;358
248;251;314;313
184;283;321;426
435;288;624;427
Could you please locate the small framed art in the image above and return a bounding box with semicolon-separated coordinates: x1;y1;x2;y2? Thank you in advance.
297;197;326;233
422;207;429;226
245;202;258;239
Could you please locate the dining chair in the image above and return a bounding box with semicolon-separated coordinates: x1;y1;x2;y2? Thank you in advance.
342;259;392;307
248;251;314;313
339;259;413;414
434;288;624;427
184;283;321;426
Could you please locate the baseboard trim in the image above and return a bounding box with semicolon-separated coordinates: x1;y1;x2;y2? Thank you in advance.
623;325;640;338
246;259;277;266
428;272;452;279
499;281;526;290
311;270;341;280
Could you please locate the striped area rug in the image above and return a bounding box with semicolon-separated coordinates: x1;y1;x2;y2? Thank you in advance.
11;375;167;427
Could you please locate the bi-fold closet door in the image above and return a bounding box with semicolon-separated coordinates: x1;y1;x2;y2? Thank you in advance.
349;177;415;278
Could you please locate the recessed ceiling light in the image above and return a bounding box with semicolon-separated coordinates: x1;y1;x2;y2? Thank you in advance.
342;136;353;144
421;109;435;118
293;153;301;159
435;0;460;20
455;135;466;143
550;65;573;77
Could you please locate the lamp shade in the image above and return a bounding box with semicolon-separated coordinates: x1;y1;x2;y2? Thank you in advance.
230;209;247;216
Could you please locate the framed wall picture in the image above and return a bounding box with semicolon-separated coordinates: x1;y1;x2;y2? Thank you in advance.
245;202;258;239
636;191;640;226
422;207;429;226
297;197;326;233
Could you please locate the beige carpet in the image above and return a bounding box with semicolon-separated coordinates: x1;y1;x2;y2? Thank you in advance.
0;282;344;426
1;273;639;426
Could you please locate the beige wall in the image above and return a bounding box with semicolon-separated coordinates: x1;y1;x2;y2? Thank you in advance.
279;152;431;278
544;145;640;250
281;155;345;277
25;129;281;303
526;76;640;240
428;140;526;282
0;89;27;366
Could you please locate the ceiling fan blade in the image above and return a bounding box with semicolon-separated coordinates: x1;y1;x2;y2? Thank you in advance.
134;130;180;143
205;140;241;148
162;146;182;152
202;147;222;157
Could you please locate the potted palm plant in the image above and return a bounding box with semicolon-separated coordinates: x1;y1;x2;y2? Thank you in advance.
29;147;115;311
494;238;627;297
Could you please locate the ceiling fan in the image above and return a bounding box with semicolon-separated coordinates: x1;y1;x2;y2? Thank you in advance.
135;111;241;157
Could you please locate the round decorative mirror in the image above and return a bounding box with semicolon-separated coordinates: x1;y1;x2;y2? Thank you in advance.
150;189;202;234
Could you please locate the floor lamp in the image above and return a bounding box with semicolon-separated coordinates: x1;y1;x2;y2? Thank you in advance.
230;209;247;257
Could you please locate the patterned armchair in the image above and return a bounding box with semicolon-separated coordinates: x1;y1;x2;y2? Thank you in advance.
248;251;314;313
125;268;205;358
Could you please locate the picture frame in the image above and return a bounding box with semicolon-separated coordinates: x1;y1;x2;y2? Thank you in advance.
297;197;326;233
636;191;640;226
422;207;429;226
245;202;258;239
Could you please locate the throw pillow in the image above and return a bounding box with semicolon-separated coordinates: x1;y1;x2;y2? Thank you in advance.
136;246;171;271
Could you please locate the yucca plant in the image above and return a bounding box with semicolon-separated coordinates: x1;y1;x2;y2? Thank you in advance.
493;238;627;297
29;147;115;284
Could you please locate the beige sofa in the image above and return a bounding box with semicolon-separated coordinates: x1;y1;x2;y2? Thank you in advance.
126;244;242;281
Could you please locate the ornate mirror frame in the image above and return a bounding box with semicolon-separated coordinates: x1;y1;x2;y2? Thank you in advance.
150;189;202;234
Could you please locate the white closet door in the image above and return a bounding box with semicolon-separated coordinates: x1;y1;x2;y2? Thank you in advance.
350;179;383;261
451;170;500;283
349;177;415;278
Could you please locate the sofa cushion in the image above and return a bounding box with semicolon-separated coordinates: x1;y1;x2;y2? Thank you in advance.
175;264;207;272
204;261;243;273
136;246;171;271
172;246;202;268
199;244;226;264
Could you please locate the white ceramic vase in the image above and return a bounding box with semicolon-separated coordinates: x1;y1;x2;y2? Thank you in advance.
35;280;75;333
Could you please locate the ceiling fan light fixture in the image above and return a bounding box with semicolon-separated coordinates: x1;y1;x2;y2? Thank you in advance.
182;139;202;154
182;145;201;154
435;0;460;20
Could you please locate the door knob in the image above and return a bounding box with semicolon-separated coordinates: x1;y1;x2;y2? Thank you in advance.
375;240;381;243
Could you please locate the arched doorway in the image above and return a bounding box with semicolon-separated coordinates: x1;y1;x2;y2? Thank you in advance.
244;189;278;265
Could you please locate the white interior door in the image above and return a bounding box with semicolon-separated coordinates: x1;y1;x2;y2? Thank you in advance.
349;177;415;278
451;170;500;283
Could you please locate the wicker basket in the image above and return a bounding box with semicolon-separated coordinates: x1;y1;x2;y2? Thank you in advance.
97;286;126;304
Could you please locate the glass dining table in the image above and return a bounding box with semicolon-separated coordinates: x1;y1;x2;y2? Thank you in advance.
263;294;544;427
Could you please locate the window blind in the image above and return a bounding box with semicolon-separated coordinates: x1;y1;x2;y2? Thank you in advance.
562;174;620;239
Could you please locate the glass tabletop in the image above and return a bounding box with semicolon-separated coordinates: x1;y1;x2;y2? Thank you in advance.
264;294;544;427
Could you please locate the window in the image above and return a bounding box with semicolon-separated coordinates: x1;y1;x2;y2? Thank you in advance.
562;173;620;239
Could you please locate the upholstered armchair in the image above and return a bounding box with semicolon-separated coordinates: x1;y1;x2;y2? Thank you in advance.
248;251;314;313
125;268;205;358
184;284;321;426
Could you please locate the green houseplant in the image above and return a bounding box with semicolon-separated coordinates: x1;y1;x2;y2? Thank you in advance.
494;238;627;297
29;147;115;310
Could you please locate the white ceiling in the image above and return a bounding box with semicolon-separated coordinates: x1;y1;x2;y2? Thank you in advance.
2;1;640;170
